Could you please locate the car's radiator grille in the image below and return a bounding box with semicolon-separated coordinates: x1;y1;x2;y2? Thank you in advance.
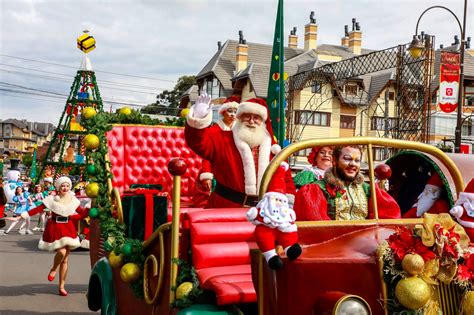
436;282;460;315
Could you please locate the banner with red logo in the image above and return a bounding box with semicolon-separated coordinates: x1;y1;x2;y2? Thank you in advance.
439;51;461;113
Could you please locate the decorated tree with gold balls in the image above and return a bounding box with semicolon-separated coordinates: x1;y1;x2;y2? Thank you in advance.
36;30;102;182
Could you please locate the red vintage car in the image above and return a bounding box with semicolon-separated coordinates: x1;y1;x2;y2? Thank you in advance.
86;127;472;315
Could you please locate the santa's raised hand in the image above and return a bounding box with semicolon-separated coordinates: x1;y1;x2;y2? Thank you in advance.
192;93;212;119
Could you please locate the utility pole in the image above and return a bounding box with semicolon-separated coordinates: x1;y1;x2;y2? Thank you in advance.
384;89;390;159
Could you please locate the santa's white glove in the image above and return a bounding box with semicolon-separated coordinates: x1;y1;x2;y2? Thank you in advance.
192;93;212;119
246;207;258;221
450;205;464;218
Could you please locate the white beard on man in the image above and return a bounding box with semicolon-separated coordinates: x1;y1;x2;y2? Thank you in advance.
233;119;269;148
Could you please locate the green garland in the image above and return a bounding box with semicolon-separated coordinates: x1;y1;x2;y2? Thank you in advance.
172;258;206;309
81;109;184;298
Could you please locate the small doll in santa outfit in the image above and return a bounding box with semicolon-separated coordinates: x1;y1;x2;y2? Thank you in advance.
246;162;302;270
10;176;90;296
402;172;450;218
449;178;474;242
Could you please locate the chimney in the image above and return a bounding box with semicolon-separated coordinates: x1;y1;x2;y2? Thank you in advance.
341;25;349;47
304;11;318;50
452;35;460;46
236;30;248;72
288;27;298;48
467;37;474;56
348;18;362;54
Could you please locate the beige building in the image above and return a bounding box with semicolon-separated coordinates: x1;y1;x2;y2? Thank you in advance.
185;13;474;161
0;119;55;156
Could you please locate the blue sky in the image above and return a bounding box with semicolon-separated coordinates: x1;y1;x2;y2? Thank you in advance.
1;0;472;124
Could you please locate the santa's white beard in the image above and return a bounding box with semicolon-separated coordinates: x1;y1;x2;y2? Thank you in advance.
234;120;268;148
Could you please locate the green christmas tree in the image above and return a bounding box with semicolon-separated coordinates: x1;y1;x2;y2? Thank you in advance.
267;0;286;146
36;31;103;183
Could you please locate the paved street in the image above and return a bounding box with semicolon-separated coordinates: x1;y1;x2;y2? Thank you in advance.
0;217;95;314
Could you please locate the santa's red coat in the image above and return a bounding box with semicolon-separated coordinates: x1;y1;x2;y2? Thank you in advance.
185;123;295;208
192;123;221;208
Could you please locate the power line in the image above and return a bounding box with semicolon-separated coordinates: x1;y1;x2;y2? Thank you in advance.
0;71;161;96
0;86;176;109
0;63;169;90
0;54;177;83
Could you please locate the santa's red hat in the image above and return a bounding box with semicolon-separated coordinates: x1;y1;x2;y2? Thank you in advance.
265;162;289;199
218;95;240;116
237;98;281;154
426;172;444;188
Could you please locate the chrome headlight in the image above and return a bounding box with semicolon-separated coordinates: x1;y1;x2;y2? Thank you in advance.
335;296;371;315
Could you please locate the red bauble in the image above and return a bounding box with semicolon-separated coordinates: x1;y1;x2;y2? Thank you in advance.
375;164;392;180
168;158;187;176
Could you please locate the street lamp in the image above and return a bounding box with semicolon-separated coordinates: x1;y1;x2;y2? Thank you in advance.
408;2;468;153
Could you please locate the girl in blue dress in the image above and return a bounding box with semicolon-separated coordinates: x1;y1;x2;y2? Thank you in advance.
6;186;33;234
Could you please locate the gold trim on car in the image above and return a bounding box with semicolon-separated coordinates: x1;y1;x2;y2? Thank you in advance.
260;137;464;203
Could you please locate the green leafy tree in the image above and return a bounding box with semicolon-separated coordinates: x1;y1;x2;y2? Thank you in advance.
21;153;33;168
435;142;453;153
141;75;196;116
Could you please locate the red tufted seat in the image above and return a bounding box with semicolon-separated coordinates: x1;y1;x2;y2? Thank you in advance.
186;208;257;305
106;125;202;206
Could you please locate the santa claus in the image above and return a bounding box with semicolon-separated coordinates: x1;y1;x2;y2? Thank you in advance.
246;162;301;270
192;96;240;207
450;178;474;241
185;93;295;208
403;172;450;218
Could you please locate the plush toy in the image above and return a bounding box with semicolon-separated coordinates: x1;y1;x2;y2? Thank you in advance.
450;178;474;242
246;162;301;270
403;172;450;218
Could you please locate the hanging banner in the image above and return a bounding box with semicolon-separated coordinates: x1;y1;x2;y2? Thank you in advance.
439;51;460;113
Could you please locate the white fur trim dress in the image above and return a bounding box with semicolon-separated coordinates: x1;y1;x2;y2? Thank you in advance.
22;194;89;251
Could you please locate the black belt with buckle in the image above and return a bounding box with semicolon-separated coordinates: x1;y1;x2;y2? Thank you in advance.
55;216;68;223
214;181;259;207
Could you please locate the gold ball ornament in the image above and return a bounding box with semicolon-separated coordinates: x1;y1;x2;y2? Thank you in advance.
83;134;100;150
118;107;132;115
402;253;425;276
180;108;190;118
120;263;141;283
395;277;431;310
462;290;474;315
82;107;97;119
85;182;100;198
108;251;124;269
176;282;193;300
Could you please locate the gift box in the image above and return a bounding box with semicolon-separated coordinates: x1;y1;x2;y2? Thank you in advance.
121;185;168;241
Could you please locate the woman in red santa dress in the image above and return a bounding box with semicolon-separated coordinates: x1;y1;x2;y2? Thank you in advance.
14;176;89;296
450;178;474;242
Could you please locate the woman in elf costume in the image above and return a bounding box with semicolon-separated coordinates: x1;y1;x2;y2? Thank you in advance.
293;146;333;188
12;176;90;296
